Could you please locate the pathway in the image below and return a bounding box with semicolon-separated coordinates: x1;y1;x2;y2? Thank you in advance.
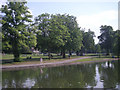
2;56;118;70
2;56;92;69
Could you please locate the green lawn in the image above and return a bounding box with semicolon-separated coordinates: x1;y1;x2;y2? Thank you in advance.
2;54;84;60
2;53;85;64
71;57;114;63
1;53;116;65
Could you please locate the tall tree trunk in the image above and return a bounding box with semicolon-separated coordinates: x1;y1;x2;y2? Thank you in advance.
106;49;109;56
80;47;84;56
13;46;20;62
60;51;62;56
69;50;72;56
62;48;66;58
76;51;79;56
13;53;20;62
12;39;21;62
63;51;65;58
48;50;51;60
80;52;83;56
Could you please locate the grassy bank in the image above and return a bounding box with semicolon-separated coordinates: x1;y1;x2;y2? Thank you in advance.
70;57;114;63
1;53;116;66
2;54;85;64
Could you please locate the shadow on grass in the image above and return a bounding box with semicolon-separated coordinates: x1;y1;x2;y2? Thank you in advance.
1;57;65;64
2;55;93;64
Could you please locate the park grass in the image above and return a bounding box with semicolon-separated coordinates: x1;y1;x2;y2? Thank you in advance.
70;57;114;63
2;53;116;66
2;53;115;60
2;56;85;66
2;54;84;60
1;54;14;60
2;54;85;65
2;56;115;67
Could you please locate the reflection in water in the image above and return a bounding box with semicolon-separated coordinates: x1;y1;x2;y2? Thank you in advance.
40;68;43;74
2;60;119;88
94;66;103;88
23;78;35;88
98;61;118;88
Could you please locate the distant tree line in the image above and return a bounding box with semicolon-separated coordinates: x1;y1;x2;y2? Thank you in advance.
0;1;119;61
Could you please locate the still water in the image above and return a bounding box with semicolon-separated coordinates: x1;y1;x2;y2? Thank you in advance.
2;60;119;88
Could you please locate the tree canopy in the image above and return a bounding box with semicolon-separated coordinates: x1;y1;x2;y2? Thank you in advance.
98;25;114;55
34;13;83;58
1;1;36;61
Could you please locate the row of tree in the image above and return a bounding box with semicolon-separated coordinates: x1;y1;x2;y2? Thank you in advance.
0;1;119;61
34;13;83;58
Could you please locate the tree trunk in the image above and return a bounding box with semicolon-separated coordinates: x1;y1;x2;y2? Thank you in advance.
63;52;65;58
106;49;110;56
76;51;79;56
48;51;51;60
12;40;21;62
80;52;83;56
62;49;66;58
13;53;20;62
13;46;20;62
60;51;62;56
69;50;72;56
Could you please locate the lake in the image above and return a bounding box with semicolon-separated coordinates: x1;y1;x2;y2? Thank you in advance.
2;60;120;88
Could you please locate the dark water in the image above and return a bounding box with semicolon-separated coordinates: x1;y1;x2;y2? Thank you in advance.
2;60;120;88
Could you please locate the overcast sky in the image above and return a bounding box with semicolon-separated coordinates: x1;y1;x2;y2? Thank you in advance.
0;0;119;44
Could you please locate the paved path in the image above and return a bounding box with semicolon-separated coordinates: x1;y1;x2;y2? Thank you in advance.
2;56;92;69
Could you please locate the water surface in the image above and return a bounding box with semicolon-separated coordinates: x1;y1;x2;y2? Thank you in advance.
2;60;119;88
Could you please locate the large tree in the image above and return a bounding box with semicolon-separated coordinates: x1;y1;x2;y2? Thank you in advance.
34;13;51;53
50;14;70;58
112;30;120;58
80;29;95;55
65;15;83;56
98;25;114;55
1;1;36;61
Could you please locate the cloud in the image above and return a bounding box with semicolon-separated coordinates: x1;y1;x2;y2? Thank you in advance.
77;10;117;44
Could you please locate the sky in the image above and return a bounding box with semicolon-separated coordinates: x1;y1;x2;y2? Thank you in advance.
26;1;118;44
0;0;119;44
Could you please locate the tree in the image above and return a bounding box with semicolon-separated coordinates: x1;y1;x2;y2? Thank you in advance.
80;29;95;55
35;13;70;58
35;13;51;53
50;14;83;58
95;44;101;53
1;1;36;61
65;15;83;56
112;30;120;58
98;25;114;55
50;14;70;58
95;44;101;57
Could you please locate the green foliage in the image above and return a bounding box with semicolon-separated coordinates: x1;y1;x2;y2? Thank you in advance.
1;1;36;61
112;30;120;57
81;29;95;54
98;25;114;55
35;13;83;58
95;44;101;53
65;15;83;53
